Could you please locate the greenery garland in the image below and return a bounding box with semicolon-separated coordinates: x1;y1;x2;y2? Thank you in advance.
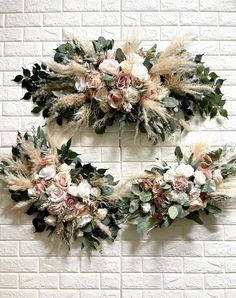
1;128;236;250
13;35;227;144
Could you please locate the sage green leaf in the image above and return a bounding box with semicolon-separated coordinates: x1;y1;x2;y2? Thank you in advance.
163;97;178;108
129;200;140;213
168;205;178;219
201;180;216;193
174;146;183;163
137;216;152;234
131;184;141;195
139;191;152;203
186;211;203;225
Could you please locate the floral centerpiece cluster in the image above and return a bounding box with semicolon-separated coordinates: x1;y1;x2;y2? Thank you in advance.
1;128;236;250
0;128;120;250
118;143;236;233
13;36;226;143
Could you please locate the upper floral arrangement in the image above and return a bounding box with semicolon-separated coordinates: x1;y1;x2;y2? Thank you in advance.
14;35;226;143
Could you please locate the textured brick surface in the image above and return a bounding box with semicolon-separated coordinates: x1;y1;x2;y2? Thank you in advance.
0;0;236;296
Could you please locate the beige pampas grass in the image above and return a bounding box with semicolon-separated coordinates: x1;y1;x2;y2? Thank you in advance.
0;157;30;175
191;141;209;161
93;218;112;238
48;61;86;77
18;139;42;172
49;93;87;117
159;35;192;60
5;174;33;191
140;100;168;121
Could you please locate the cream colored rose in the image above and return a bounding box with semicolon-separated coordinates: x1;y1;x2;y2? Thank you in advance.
75;76;87;92
90;187;101;198
27;188;38;198
38;165;56;180
175;164;194;178
96;208;108;220
123;87;140;104
99;59;120;75
59;163;72;173
46;184;66;203
77;214;93;228
131;63;149;81
213;169;223;184
44;215;57;226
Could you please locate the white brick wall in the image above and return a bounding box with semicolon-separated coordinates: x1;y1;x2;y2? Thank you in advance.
0;0;236;297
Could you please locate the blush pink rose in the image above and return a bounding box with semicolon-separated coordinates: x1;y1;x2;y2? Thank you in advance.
116;72;131;89
55;172;71;189
35;180;46;192
107;90;124;110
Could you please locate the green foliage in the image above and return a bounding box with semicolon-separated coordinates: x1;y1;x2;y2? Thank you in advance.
54;42;76;63
92;36;114;55
174;146;183;163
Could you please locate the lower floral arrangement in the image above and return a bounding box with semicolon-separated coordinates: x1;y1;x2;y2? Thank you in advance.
0;127;235;251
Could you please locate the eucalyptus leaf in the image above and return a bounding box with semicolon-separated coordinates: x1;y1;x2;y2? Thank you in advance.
139;191;152;203
168;205;178;219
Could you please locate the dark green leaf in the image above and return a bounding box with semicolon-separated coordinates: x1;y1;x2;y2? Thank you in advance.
12;75;23;82
186;211;203;225
174;146;183;163
115;48;126;63
31;106;43;114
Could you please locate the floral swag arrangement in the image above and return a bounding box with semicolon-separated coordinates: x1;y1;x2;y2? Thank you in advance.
13;35;226;143
1;128;235;250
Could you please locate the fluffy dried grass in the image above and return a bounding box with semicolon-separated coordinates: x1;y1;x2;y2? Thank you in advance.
48;61;86;77
5;173;33;191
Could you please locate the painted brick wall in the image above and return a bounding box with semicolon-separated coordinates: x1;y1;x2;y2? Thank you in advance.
0;0;236;297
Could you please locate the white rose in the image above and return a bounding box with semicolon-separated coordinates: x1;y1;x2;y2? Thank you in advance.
90;187;101;198
46;184;66;203
175;164;194;178
163;169;176;183
141;203;151;213
68;180;91;199
129;53;145;64
75;76;87;92
131;63;149;81
68;184;79;197
77;214;93;228
96;208;108;220
123;87;140;104
213;169;223;184
194;170;206;186
59;163;71;173
38;165;56;180
166;191;189;205
99;59;120;76
44;215;57;226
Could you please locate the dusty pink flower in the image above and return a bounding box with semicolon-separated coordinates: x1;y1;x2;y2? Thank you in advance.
47;202;63;215
116;72;131;89
200;154;212;168
35;180;46;192
39;155;56;167
197;166;212;180
141;88;158;101
64;197;76;211
173;176;188;192
107;90;124;110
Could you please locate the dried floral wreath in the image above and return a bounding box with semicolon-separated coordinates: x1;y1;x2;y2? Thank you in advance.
13;36;227;144
1;128;235;250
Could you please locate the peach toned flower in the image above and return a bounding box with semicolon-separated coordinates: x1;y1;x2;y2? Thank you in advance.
35;180;46;192
87;71;104;89
55;171;71;189
107;90;124;110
